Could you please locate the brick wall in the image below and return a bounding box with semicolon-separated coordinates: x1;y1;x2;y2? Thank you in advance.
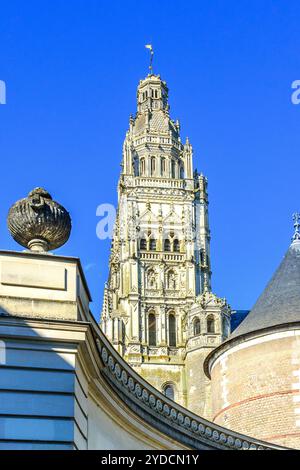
210;331;300;449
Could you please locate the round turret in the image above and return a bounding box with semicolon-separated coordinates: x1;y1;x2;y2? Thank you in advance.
204;215;300;449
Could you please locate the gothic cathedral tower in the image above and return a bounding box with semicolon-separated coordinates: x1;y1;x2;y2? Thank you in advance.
101;72;230;417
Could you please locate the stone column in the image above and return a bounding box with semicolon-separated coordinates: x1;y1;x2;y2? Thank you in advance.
159;305;167;346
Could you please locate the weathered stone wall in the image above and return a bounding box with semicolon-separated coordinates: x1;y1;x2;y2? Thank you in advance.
0;251;90;321
138;363;187;407
185;348;213;419
210;330;300;449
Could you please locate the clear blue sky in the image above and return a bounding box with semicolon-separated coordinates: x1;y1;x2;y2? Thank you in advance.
1;1;300;319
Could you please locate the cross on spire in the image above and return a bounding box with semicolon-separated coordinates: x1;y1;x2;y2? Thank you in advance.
292;212;300;241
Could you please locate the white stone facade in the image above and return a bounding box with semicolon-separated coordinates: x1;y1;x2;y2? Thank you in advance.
0;250;275;450
101;73;231;415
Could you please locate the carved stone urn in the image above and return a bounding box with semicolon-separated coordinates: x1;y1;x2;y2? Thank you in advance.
7;187;71;252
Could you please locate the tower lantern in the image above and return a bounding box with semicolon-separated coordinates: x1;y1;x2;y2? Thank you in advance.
137;74;169;114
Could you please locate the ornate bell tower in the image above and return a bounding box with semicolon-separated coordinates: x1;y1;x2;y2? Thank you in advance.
101;72;230;413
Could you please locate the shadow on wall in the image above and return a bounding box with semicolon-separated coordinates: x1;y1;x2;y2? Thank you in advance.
0;309;85;450
0;308;285;451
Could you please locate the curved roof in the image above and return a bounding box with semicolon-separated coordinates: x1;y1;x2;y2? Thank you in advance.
231;238;300;338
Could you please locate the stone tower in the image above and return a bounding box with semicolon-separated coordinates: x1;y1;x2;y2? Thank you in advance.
101;72;230;415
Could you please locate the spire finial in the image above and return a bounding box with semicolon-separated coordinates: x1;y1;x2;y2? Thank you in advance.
292;212;300;242
145;44;154;74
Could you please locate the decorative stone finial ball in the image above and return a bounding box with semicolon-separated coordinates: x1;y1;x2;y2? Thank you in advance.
7;187;71;252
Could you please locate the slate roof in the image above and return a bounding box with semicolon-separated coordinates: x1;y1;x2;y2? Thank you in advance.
230;238;300;338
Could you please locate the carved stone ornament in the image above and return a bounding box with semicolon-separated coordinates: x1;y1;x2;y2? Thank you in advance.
7;187;71;252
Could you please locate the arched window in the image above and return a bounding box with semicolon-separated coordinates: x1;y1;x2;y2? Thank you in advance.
167;270;176;289
149;238;156;251
171;160;176;178
164;239;171;252
163;384;175;401
173;239;180;252
222;316;228;337
151;157;156;176
121;320;126;343
200;249;206;266
140;158;145;176
180;165;184;179
133;157;139;176
160;157;166;176
207;316;215;334
148;313;156;346
193;318;201;336
168;314;176;346
140;238;147;250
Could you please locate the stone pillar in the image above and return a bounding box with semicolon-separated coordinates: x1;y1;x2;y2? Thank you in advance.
160;306;167;346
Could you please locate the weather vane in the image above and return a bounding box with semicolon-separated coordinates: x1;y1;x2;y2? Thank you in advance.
292;212;300;241
145;44;154;75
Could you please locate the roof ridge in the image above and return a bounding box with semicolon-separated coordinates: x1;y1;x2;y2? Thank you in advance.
230;239;300;339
